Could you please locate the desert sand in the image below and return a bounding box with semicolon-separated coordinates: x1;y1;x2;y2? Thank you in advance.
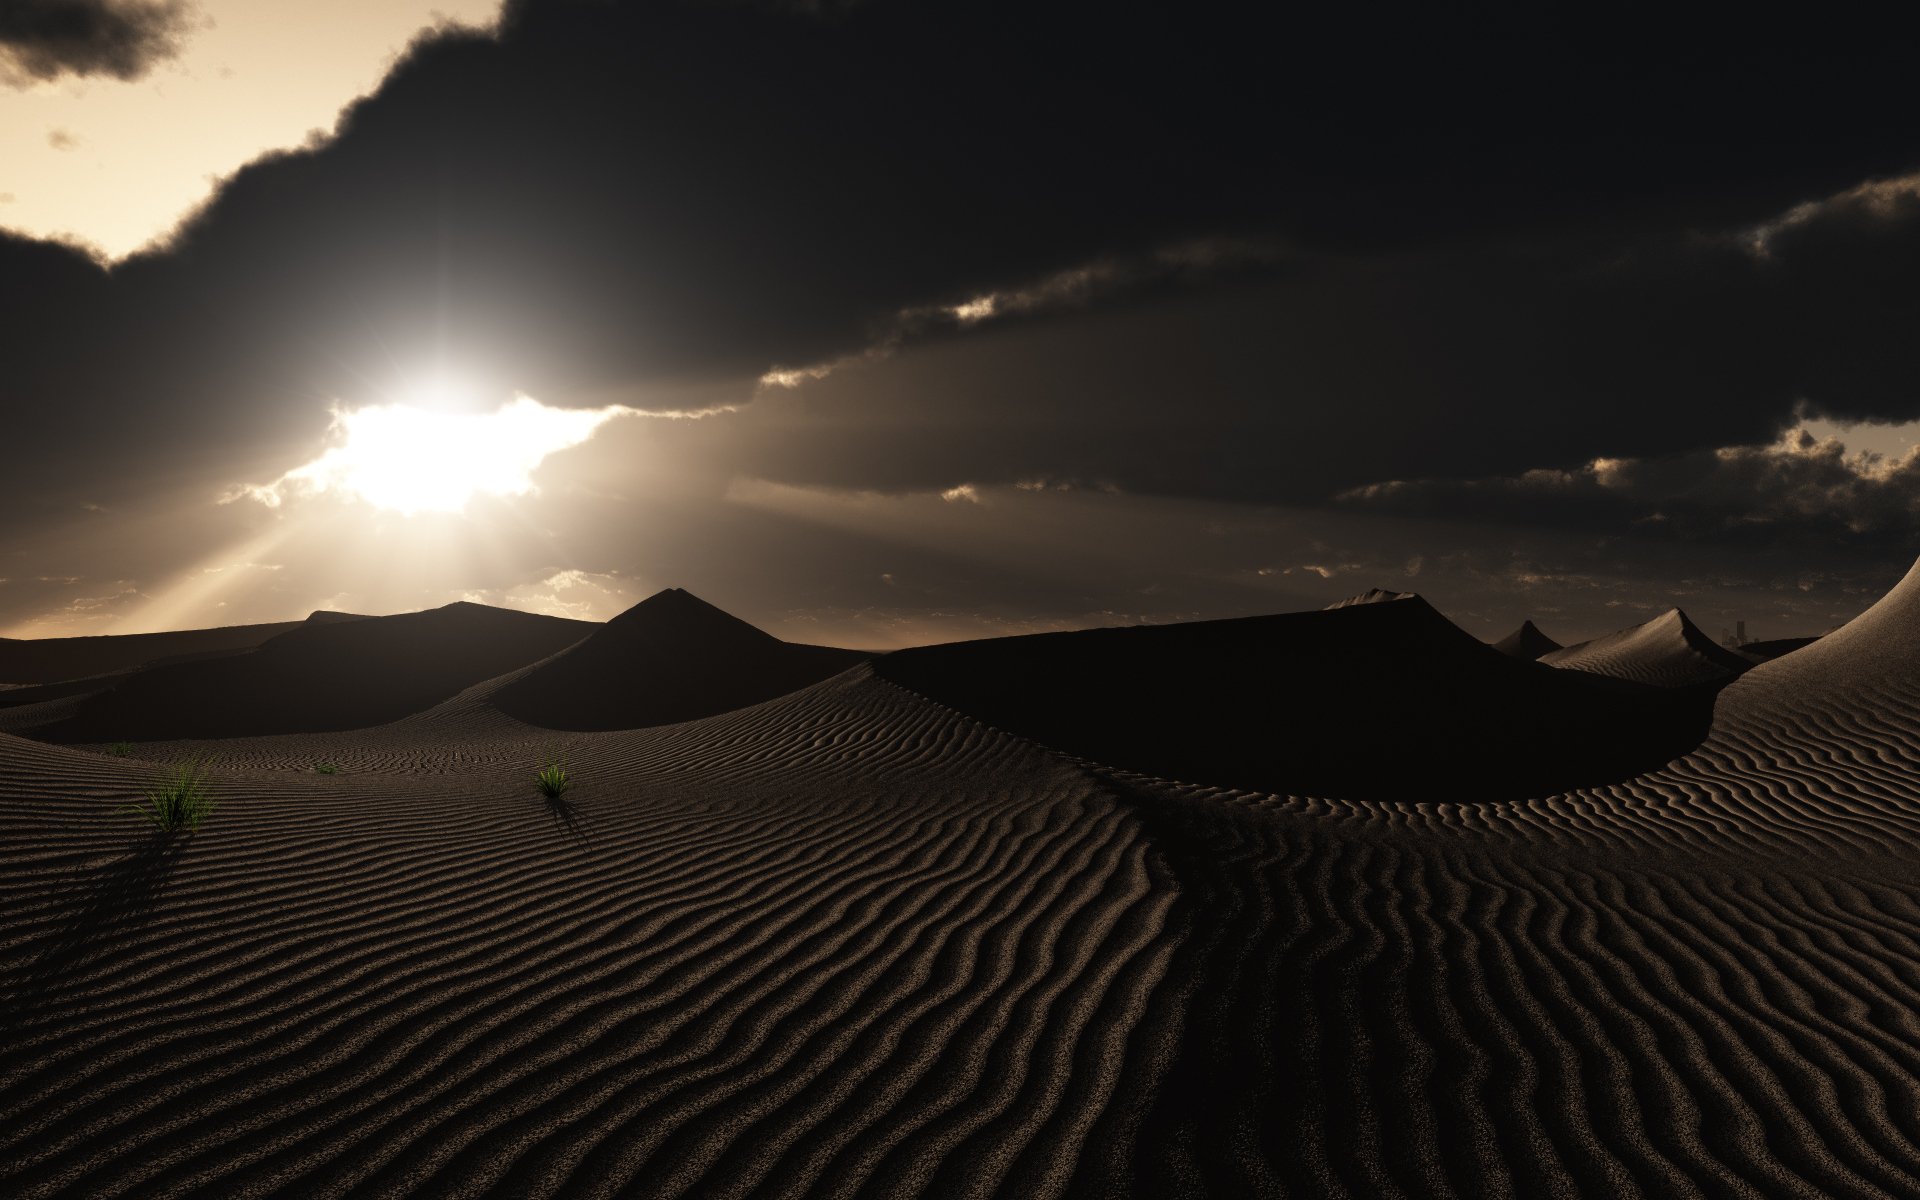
5;572;1920;1197
1540;607;1755;688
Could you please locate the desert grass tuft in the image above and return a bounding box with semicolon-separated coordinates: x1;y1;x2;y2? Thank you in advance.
122;760;215;832
535;755;571;799
315;762;340;774
106;742;132;757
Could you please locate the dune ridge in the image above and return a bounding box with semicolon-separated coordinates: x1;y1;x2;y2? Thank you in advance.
0;618;322;687
15;602;595;744
1492;618;1562;660
1540;607;1753;688
9;572;1920;1194
490;588;866;732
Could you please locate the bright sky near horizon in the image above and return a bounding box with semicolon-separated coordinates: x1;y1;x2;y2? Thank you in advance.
0;0;503;260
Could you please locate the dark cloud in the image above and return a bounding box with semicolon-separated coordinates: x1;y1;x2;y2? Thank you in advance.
11;1;1920;636
0;0;193;84
1337;427;1920;558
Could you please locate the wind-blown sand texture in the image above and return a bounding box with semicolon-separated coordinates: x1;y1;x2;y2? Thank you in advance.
5;575;1920;1197
1540;607;1754;688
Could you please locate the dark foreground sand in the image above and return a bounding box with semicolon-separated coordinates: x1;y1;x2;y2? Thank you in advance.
7;570;1920;1197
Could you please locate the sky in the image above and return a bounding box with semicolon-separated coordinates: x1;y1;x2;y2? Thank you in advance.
5;1;1920;648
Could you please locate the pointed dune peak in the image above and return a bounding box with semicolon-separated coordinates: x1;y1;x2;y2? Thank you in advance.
1739;556;1920;689
1324;587;1420;610
1492;619;1562;660
492;588;865;732
1540;607;1751;688
607;587;782;646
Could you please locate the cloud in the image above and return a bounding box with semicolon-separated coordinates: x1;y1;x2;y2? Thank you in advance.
0;0;194;85
46;128;79;151
12;1;1920;639
1336;423;1920;552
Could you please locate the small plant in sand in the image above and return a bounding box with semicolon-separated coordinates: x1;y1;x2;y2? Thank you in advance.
535;754;571;799
106;742;133;757
122;760;215;832
314;762;340;775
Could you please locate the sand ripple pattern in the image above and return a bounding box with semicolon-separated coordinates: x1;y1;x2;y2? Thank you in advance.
14;570;1920;1198
0;670;1175;1198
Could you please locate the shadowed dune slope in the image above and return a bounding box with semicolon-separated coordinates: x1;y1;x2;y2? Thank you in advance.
877;594;1714;802
1540;607;1753;687
1740;634;1822;661
489;588;866;732
1491;618;1562;659
0;619;315;686
14;567;1920;1194
18;603;594;743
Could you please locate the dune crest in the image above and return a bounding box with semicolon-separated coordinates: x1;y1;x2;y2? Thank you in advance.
18;602;595;742
489;588;866;731
878;591;1712;801
1490;618;1561;660
1323;587;1418;609
1539;606;1751;687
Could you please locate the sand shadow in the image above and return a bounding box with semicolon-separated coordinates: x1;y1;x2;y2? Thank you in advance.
1;832;185;1031
540;790;596;842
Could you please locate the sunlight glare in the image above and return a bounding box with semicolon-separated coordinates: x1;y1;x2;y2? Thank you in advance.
239;395;635;515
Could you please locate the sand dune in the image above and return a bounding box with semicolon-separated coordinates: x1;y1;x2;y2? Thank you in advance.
1491;618;1562;659
490;588;866;732
1740;634;1822;661
1323;586;1418;609
9;576;1920;1196
14;602;593;744
1539;606;1753;687
878;591;1712;802
0;617;325;686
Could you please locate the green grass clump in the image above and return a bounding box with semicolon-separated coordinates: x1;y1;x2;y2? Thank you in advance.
122;760;215;832
535;756;571;799
314;762;340;775
106;742;132;757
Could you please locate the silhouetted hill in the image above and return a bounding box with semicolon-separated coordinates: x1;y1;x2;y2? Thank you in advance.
1491;619;1562;660
1324;587;1417;609
490;588;867;731
1541;608;1752;687
27;602;594;742
1739;635;1821;661
0;618;314;685
877;593;1713;802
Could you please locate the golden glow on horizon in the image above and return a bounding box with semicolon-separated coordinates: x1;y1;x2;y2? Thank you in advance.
0;0;503;259
235;394;638;515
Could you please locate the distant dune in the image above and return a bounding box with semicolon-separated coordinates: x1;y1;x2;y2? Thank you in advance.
878;592;1712;801
0;618;317;686
14;576;1920;1196
1490;618;1562;659
1539;606;1752;687
16;602;592;742
489;588;866;732
1739;634;1822;660
1323;586;1417;609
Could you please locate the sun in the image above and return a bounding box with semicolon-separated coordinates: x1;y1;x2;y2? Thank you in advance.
236;393;635;515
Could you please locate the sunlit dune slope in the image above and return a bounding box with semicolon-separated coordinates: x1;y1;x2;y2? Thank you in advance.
489;588;866;732
1540;607;1752;687
16;603;593;742
877;592;1714;802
